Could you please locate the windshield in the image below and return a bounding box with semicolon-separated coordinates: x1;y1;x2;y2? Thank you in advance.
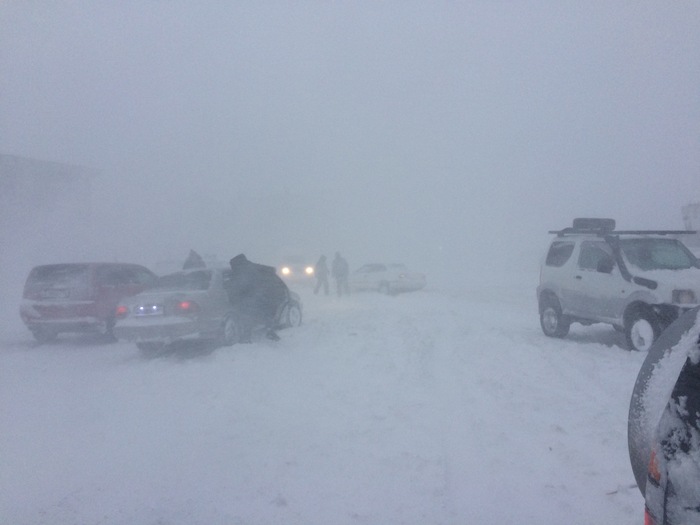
154;270;212;291
619;238;698;271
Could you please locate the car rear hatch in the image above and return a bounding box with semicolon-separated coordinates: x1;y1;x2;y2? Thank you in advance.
22;264;95;319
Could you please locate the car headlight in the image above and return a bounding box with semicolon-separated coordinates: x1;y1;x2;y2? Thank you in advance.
281;266;291;276
305;266;314;276
672;289;696;304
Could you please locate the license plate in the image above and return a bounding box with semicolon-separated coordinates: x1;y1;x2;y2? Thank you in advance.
134;304;164;316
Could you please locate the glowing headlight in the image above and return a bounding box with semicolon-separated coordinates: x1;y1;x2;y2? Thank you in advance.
672;289;697;304
305;266;314;275
281;267;291;276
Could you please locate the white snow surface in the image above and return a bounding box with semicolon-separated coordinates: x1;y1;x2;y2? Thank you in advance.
1;274;646;524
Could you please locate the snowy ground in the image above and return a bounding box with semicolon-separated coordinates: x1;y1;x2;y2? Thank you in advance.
0;274;646;524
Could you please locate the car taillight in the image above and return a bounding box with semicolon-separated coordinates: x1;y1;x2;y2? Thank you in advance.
174;300;199;315
648;448;661;484
115;305;129;319
644;506;657;525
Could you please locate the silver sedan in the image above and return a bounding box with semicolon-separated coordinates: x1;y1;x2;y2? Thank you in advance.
114;268;301;355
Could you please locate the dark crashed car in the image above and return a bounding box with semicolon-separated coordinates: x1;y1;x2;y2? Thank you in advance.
114;267;302;354
628;306;700;524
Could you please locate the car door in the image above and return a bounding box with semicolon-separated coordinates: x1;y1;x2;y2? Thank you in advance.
571;240;621;321
94;265;135;320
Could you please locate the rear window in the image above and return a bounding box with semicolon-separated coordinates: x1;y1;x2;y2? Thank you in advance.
26;264;90;288
154;270;212;291
23;264;91;298
545;241;575;267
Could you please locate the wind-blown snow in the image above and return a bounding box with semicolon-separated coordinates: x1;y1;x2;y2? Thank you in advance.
1;275;646;524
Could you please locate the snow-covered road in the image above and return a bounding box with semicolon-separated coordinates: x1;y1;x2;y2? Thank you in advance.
1;279;646;524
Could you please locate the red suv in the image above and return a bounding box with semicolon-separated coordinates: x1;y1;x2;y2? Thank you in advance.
20;263;156;342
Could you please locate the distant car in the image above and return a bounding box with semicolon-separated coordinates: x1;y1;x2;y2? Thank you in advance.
114;267;302;355
277;256;315;284
537;218;700;351
628;306;700;525
19;262;156;343
349;263;426;294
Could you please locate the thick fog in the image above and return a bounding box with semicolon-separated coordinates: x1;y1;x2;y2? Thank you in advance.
1;2;699;326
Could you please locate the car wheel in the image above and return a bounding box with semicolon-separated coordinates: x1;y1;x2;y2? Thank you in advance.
218;315;238;347
539;296;570;338
283;301;302;328
378;281;391;295
31;327;58;344
625;307;660;352
137;342;168;357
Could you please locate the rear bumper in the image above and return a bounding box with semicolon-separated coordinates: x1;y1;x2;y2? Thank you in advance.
114;318;203;343
20;301;106;334
21;317;107;335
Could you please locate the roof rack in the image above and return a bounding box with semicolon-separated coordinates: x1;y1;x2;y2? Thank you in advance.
549;218;615;236
549;218;696;237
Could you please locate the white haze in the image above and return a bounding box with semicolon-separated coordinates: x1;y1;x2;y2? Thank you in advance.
1;2;700;522
2;3;699;293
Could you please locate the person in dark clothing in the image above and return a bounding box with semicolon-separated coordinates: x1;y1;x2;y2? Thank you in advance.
313;255;330;296
226;254;288;342
331;252;350;297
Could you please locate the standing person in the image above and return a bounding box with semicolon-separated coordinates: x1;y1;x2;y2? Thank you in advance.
331;252;350;297
313;255;330;296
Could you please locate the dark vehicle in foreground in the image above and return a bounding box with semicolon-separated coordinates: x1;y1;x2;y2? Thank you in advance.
628;307;700;524
114;267;302;354
20;262;156;342
349;263;427;295
538;218;700;351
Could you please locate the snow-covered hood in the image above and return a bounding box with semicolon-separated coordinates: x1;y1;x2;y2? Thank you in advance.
632;266;700;293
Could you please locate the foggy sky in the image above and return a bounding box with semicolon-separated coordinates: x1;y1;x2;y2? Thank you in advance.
2;2;699;279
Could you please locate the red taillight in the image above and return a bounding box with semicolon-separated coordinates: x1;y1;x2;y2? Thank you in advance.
644;506;656;525
115;305;129;319
648;448;661;484
174;300;199;315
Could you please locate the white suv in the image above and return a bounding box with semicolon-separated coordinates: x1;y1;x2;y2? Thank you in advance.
537;218;700;351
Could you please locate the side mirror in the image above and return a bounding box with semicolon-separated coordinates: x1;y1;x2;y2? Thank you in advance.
597;257;614;274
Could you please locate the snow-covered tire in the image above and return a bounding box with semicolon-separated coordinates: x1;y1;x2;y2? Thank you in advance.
625;306;659;352
218;315;238;347
539;295;570;338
